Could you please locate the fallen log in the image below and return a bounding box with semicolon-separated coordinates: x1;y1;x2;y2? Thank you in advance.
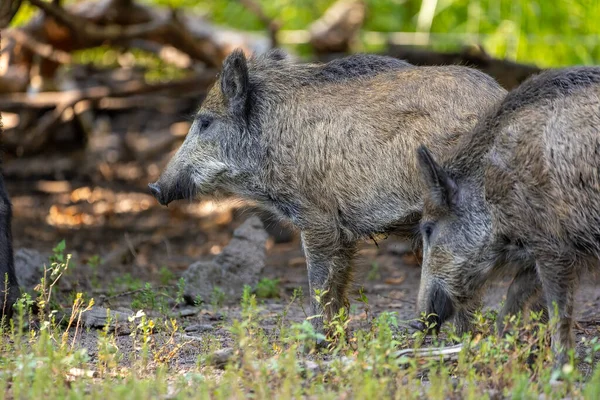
386;43;542;90
309;0;366;55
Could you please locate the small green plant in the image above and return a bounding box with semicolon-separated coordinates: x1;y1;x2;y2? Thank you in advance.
158;266;176;286
175;277;186;307
128;310;156;372
210;286;226;311
35;240;71;318
61;293;95;350
97;309;122;375
254;278;280;299
131;282;158;311
366;262;380;281
193;294;203;307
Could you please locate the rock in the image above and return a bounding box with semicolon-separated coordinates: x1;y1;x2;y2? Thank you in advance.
80;306;134;332
14;248;47;294
178;307;199;318
184;324;214;333
302;360;321;375
209;348;235;369
183;216;268;304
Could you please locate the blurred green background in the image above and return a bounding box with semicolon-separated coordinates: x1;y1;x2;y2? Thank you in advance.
11;0;600;68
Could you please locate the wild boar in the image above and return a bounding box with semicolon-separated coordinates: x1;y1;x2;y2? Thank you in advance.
0;169;17;321
149;49;506;339
416;66;600;368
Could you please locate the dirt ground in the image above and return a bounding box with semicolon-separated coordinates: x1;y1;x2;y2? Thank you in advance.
6;169;600;374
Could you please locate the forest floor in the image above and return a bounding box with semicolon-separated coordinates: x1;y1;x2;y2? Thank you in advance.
5;168;600;398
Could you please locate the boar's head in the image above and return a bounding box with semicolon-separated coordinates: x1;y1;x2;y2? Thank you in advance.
149;49;271;206
414;145;496;335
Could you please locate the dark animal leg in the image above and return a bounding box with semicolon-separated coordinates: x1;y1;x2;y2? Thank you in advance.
301;230;356;347
497;263;547;336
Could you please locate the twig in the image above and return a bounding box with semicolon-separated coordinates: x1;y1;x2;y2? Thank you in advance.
4;29;73;64
175;333;204;342
393;343;465;365
103;285;175;301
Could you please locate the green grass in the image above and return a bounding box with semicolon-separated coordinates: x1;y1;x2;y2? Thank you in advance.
254;278;280;299
1;242;600;399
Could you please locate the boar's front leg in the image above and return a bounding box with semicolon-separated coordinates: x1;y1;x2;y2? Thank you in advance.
452;298;482;337
497;263;547;335
0;174;18;321
301;231;356;344
535;253;578;370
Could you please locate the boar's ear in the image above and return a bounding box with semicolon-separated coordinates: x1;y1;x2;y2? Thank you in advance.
221;49;250;119
417;145;459;209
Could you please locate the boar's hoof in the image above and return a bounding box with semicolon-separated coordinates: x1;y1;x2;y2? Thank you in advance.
302;337;329;354
409;319;428;332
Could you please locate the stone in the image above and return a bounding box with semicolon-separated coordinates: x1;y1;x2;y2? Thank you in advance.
183;216;268;304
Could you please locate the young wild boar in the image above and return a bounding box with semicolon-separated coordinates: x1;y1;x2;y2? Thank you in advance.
0;169;18;321
149;49;506;339
415;66;600;368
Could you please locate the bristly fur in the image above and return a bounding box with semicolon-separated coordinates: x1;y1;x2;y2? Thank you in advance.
417;66;600;368
0;105;19;321
150;48;507;336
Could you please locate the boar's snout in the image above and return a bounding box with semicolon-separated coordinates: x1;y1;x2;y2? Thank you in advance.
426;281;454;333
416;280;455;334
148;182;162;204
148;181;187;206
148;183;167;205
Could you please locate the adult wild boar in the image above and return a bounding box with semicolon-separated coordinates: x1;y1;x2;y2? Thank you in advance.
0;165;17;321
149;49;506;338
416;66;600;368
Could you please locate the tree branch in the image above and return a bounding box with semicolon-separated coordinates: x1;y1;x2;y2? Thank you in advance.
0;0;23;29
27;0;169;42
5;29;73;64
0;72;217;111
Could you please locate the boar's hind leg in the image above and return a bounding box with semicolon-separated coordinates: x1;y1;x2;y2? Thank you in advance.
0;174;18;321
301;231;356;343
497;263;547;335
535;253;578;369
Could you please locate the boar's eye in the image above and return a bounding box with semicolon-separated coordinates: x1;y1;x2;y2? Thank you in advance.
198;116;213;130
421;221;435;241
